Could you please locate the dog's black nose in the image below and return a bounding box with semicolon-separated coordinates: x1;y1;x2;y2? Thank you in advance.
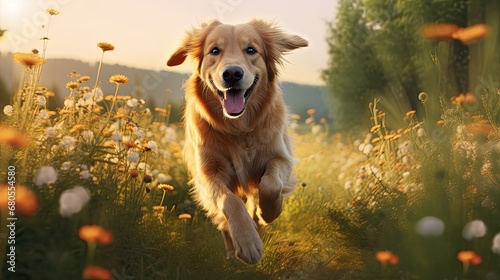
222;66;244;85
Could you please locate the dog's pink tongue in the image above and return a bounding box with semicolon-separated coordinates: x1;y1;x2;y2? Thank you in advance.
223;90;245;114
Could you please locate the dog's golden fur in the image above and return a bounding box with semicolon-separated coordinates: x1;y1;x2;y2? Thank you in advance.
167;19;307;264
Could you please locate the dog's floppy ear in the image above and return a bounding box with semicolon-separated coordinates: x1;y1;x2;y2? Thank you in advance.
248;19;308;81
277;34;308;52
249;19;308;52
167;48;188;67
167;20;222;67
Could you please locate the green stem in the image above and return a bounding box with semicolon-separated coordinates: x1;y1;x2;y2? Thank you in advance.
86;241;97;265
94;52;105;88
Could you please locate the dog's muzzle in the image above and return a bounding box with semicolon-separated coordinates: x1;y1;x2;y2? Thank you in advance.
210;66;258;118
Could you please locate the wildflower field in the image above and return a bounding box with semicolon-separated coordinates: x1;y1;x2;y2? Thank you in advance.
1;6;500;280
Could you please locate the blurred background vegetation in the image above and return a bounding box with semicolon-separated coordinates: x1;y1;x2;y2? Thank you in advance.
323;0;499;131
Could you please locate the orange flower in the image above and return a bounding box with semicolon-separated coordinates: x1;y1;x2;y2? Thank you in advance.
178;213;192;220
457;250;482;265
468;121;493;137
463;92;477;104
452;24;490;43
420;23;460;40
97;42;115;52
306;108;316;115
0;185;39;216
375;250;399;265
405;110;416;117
158;184;174;191
388;254;400;265
78;225;114;245
97;231;114;245
370;124;381;133
12;52;46;68
82;265;112;280
122;140;138;148
0;126;30;148
109;74;129;84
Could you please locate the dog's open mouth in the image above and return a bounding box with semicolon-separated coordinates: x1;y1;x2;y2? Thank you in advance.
211;76;259;118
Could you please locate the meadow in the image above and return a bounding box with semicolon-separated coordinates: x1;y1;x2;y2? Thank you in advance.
1;8;500;280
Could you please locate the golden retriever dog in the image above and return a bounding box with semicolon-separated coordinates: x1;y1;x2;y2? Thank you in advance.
167;19;307;264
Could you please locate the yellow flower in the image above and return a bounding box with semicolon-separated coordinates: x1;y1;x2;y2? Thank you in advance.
370;124;381;133
78;76;91;83
306;108;316;115
384;134;395;140
97;42;115;52
290;114;301;120
155;107;167;114
178;213;192;220
67;70;81;78
65;81;79;89
109;74;129;84
46;8;59;15
70;124;88;133
405;110;416;117
158;184;174;191
12;52;46;68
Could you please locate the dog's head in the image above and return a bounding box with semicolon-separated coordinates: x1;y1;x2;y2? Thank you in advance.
167;20;308;119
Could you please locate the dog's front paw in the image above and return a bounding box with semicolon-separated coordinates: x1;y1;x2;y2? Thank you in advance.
230;221;263;264
258;175;283;224
235;236;263;264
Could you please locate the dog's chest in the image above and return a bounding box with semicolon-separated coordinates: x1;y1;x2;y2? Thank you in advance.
227;136;266;186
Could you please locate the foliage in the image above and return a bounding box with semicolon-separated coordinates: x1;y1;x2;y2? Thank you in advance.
323;0;500;131
322;0;387;130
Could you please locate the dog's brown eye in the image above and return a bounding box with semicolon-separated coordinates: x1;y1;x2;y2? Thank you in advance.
210;47;220;55
246;47;257;54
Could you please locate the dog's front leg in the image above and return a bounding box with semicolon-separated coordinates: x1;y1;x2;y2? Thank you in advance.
195;175;263;264
257;156;294;224
220;193;263;264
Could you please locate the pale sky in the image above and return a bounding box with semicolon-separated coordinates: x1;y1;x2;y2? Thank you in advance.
0;0;337;85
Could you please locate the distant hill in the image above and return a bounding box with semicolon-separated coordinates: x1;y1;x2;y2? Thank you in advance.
0;54;330;122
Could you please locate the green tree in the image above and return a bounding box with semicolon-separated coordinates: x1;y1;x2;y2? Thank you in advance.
322;0;387;130
323;0;499;129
